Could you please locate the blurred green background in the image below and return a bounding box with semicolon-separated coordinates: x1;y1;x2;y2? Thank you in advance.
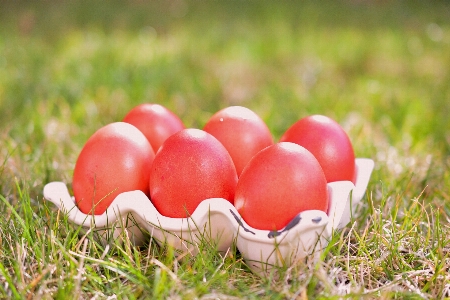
1;1;450;298
0;0;449;205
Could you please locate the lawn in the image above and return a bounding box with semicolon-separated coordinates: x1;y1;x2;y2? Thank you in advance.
1;0;450;298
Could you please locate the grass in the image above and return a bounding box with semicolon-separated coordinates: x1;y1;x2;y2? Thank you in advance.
1;0;450;298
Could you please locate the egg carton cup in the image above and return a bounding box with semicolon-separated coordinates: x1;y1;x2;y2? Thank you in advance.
43;158;374;276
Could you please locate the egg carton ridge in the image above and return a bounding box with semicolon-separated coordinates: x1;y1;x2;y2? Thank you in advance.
42;158;374;276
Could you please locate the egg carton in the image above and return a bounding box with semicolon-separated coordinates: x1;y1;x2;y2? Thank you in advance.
43;158;374;276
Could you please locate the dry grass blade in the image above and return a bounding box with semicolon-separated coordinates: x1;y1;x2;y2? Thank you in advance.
73;238;89;299
150;257;181;285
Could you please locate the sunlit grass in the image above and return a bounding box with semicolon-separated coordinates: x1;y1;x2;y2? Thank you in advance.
1;0;450;298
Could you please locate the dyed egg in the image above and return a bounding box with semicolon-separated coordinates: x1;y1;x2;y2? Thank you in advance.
234;142;328;230
149;128;238;218
123;103;185;153
73;122;155;215
204;106;273;176
280;115;355;183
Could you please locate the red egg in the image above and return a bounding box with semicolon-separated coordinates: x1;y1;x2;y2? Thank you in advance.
234;142;328;231
122;103;185;153
149;128;238;218
203;106;273;176
73;122;155;215
280;115;355;183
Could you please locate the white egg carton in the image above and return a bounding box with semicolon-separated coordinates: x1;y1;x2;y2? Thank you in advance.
43;158;374;276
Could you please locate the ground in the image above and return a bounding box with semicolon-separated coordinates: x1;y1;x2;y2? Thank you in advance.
0;1;450;299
